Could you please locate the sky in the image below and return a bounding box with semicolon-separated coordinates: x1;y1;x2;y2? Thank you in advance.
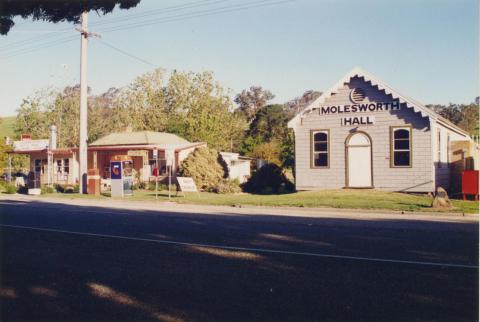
0;0;478;117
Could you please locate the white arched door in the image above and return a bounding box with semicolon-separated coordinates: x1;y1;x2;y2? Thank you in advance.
346;132;372;188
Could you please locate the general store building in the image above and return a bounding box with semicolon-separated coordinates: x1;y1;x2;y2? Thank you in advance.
288;68;477;193
8;128;205;188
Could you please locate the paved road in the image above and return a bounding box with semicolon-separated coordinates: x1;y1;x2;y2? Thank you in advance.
0;197;478;322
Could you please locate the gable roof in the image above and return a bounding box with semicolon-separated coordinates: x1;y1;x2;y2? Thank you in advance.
90;131;191;147
288;67;470;137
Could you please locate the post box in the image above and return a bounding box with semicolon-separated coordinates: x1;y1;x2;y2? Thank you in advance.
462;170;479;201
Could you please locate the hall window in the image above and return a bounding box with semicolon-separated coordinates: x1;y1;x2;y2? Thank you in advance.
311;130;329;168
391;127;412;167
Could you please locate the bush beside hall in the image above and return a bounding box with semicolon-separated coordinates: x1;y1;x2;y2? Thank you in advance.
179;147;241;193
242;163;295;194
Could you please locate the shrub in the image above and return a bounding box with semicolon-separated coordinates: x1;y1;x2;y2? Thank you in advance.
17;185;28;194
3;183;17;194
41;186;55;194
54;184;78;193
211;179;242;194
242;163;295;194
179;147;225;191
250;141;282;166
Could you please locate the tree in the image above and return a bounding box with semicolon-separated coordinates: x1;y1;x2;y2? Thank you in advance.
427;102;479;135
13;68;247;152
240;104;293;168
248;104;291;142
0;0;141;35
458;103;479;135
250;141;282;166
112;68;168;132
234;86;274;122
164;71;246;151
285;90;322;115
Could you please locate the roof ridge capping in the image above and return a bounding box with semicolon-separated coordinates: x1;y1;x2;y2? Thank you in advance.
288;67;469;136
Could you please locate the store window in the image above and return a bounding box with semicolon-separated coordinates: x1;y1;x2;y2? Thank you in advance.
391;127;411;167
34;159;41;173
63;158;70;174
311;130;329;168
149;159;167;176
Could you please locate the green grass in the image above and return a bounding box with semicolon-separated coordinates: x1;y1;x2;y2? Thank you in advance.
40;189;479;214
0;116;15;139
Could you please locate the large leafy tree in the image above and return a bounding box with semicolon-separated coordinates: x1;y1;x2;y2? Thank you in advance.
164;71;247;151
14;68;247;151
427;102;479;135
234;86;274;122
240;104;294;168
0;0;140;35
248;104;291;142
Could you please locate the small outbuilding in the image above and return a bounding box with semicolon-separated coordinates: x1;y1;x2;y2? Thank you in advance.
219;152;251;183
288;67;477;193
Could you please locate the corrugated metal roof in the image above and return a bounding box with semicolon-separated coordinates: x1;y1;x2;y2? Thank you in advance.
90;131;191;146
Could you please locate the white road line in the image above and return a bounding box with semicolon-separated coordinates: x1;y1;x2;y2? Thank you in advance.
0;223;477;269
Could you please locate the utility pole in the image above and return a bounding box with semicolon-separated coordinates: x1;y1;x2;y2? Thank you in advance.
76;11;100;194
78;11;88;194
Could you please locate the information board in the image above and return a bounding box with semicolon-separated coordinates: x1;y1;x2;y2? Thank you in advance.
176;177;198;192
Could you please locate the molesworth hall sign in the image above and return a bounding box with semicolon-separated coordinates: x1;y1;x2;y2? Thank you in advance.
318;101;400;115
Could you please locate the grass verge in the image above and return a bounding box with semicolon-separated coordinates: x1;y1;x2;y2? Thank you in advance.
37;189;479;214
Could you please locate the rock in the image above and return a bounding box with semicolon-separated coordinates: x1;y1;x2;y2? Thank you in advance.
431;187;452;209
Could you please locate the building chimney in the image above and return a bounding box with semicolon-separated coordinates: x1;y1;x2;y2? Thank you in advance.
49;125;57;150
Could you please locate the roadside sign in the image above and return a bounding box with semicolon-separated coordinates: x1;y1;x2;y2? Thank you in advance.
153;149;158;160
177;177;198;193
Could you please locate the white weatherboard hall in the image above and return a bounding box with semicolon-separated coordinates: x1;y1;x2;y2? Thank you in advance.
288;68;473;192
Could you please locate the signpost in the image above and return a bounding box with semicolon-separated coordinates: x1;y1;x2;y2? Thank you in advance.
165;149;174;201
153;149;158;200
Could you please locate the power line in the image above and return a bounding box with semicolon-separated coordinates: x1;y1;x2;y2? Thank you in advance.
97;0;293;34
0;0;293;60
95;38;158;68
0;36;77;60
90;0;231;27
0;0;225;52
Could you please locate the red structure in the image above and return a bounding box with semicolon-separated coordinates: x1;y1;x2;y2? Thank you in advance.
462;170;479;201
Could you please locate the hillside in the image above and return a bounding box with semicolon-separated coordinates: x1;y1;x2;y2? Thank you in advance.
0;116;15;139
